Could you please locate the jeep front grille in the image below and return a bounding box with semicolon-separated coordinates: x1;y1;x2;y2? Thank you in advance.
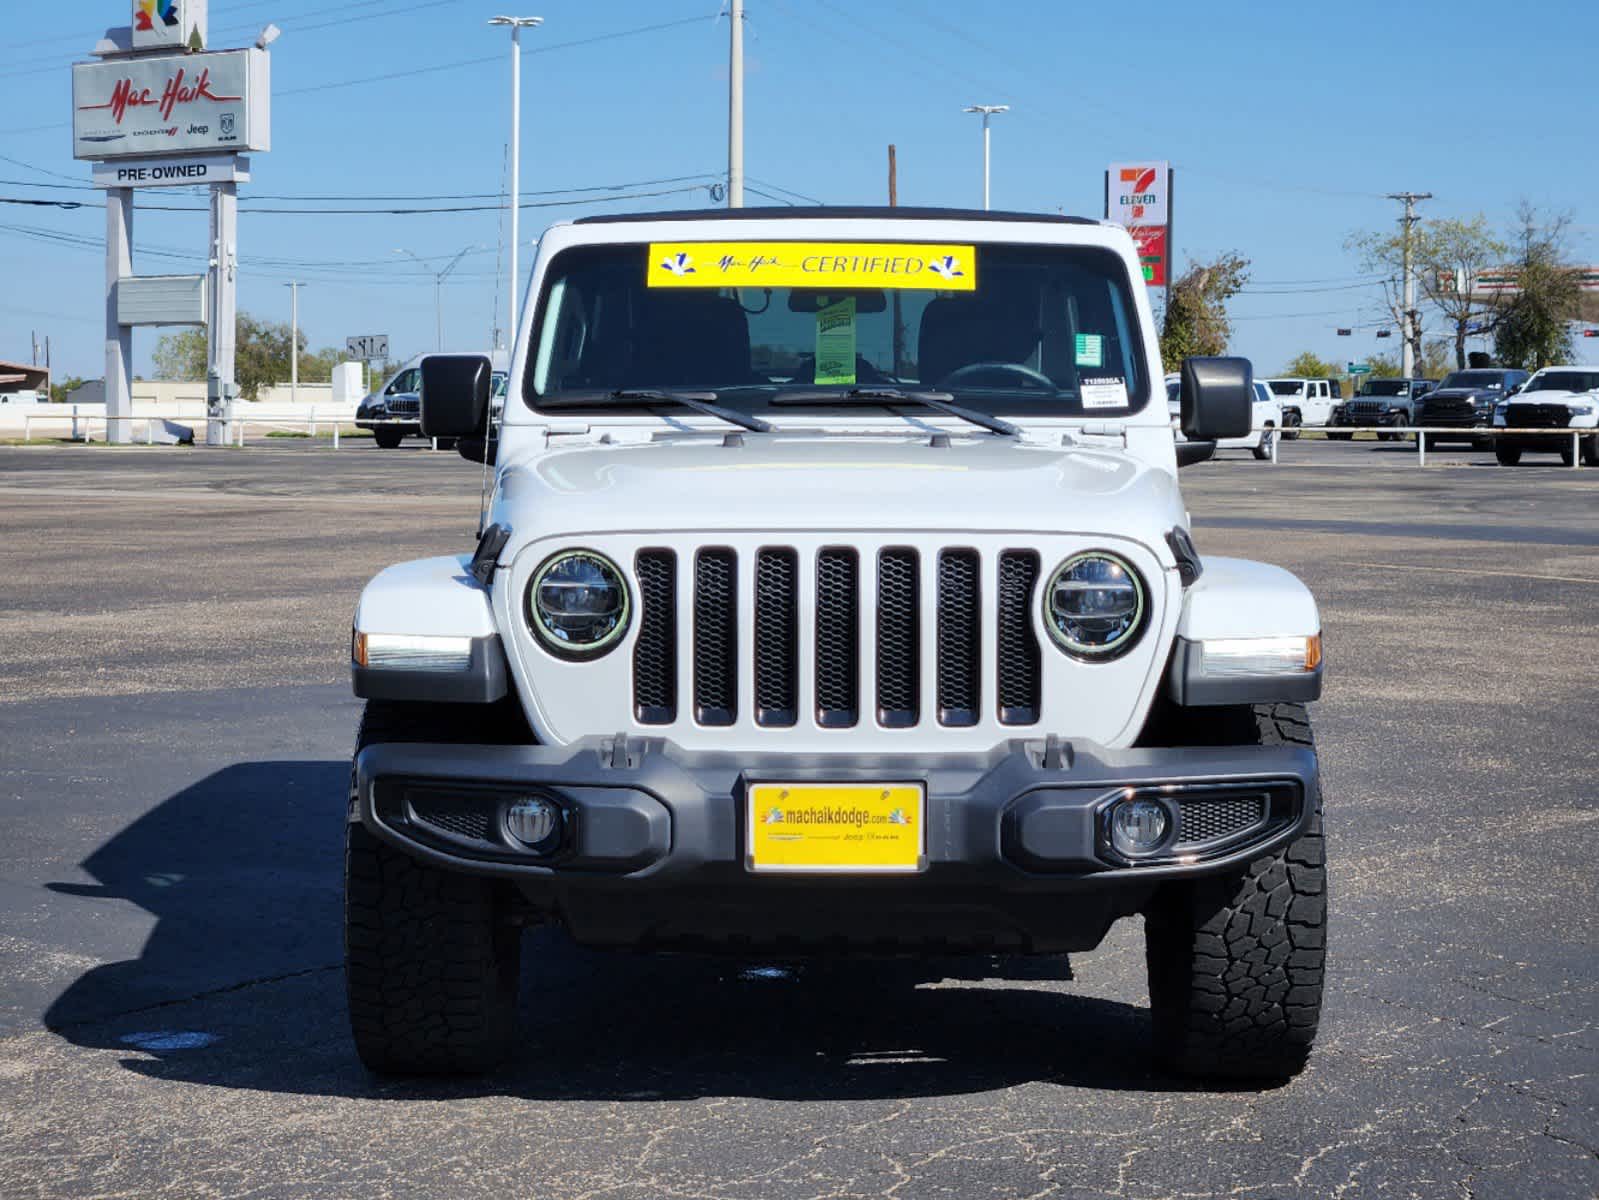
633;544;1044;730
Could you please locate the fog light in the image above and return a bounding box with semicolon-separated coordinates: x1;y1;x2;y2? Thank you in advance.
1110;797;1171;858
504;795;562;850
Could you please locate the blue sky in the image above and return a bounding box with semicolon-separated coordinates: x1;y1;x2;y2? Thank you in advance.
3;0;1595;381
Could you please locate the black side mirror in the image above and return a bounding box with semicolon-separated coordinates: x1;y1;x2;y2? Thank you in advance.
420;354;492;439
1180;356;1253;441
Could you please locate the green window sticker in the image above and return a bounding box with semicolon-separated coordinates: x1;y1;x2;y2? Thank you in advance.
1074;333;1104;368
815;297;857;385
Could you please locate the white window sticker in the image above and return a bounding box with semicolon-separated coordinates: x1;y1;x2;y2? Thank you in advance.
1074;333;1104;368
1081;377;1129;409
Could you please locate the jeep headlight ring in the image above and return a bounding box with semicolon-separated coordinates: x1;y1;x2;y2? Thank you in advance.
1044;551;1148;660
526;549;631;657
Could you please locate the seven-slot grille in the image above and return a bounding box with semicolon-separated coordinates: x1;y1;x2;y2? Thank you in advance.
633;545;1045;730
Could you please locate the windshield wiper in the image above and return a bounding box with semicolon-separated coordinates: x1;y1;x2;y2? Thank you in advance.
768;387;1020;437
540;388;772;433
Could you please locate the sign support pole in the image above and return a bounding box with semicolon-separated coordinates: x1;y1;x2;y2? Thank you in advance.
105;187;133;446
206;180;238;446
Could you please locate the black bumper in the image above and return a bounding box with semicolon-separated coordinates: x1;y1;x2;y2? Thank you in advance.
1331;409;1403;428
353;738;1318;952
355;417;421;434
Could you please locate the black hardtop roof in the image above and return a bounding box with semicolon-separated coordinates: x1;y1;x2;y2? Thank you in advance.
573;205;1100;226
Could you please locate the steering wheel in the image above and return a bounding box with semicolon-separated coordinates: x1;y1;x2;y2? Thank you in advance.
936;362;1056;391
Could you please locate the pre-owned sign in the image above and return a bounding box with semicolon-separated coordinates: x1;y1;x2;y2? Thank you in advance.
72;48;270;160
92;154;250;188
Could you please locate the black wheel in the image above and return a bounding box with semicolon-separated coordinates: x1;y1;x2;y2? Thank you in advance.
1252;425;1275;462
1325;431;1352;441
345;700;530;1075
373;428;404;449
1144;703;1326;1081
1494;442;1522;466
1583;435;1599;467
1559;443;1575;466
1280;409;1302;440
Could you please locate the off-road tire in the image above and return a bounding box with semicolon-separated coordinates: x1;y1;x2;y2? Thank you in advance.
1280;409;1302;440
373;427;404;449
1495;442;1522;466
345;699;529;1074
1144;702;1326;1081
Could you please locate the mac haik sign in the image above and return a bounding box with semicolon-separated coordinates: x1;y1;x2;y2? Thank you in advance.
132;0;209;52
72;48;270;160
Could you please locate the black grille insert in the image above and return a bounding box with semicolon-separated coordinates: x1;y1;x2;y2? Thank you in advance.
996;550;1041;725
754;549;799;726
633;550;676;724
693;549;737;725
876;548;920;727
815;548;859;727
937;549;980;726
1175;794;1267;847
407;792;497;846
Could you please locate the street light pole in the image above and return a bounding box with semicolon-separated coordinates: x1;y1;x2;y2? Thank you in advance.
284;281;302;404
963;105;1009;210
396;247;475;351
728;0;744;208
490;15;543;352
1387;191;1433;379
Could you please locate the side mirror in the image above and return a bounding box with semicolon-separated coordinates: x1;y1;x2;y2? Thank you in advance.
420;354;492;439
1179;356;1253;441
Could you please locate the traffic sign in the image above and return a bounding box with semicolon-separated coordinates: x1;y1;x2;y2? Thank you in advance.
1348;363;1372;375
346;335;389;361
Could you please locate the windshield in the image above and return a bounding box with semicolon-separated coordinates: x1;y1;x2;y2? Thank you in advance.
1440;371;1506;390
524;241;1149;419
1357;380;1408;396
1524;370;1599;394
1268;381;1303;396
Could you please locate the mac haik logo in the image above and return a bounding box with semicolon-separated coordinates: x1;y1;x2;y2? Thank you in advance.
134;0;180;31
1119;166;1159;220
927;254;965;281
659;251;696;276
78;66;241;126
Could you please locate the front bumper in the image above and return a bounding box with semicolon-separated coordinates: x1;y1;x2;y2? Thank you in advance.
353;737;1318;952
1331;408;1404;428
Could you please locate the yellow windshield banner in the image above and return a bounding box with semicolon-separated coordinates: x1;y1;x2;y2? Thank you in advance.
647;241;978;290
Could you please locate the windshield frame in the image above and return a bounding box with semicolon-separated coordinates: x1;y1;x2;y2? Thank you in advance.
518;239;1155;424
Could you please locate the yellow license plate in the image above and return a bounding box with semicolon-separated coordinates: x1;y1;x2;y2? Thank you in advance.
747;783;924;873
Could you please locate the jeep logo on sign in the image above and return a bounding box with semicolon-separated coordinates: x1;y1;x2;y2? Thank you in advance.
187;123;208;135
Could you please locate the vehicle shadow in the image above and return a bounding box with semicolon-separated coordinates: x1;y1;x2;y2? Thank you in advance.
44;761;1266;1102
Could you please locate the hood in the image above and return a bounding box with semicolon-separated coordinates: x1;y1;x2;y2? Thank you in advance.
1425;387;1500;404
1506;390;1592;406
493;433;1185;547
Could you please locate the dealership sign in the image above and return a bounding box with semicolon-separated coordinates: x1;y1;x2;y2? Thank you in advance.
131;0;209;52
92;154;249;188
72;48;270;160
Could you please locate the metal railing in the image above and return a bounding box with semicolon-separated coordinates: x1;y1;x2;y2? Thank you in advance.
1293;425;1593;468
17;407;439;450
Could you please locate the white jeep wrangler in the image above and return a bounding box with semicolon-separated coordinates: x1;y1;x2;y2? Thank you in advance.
347;207;1327;1081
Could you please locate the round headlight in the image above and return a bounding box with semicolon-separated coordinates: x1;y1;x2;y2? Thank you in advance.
527;550;630;656
1044;551;1147;659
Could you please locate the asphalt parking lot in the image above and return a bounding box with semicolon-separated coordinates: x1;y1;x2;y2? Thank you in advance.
1;436;1595;1199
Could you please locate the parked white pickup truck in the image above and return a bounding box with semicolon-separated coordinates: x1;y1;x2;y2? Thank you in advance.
345;206;1328;1083
1167;373;1281;460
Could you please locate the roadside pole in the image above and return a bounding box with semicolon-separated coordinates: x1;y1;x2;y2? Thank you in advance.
207;181;239;446
728;0;744;208
1387;191;1432;379
286;281;302;406
104;188;133;445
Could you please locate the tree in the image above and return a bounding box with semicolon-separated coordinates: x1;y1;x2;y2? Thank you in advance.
1493;204;1582;371
1281;351;1339;378
152;328;207;381
1368;340;1451;380
1347;223;1434;374
1417;216;1509;369
48;375;86;403
1159;252;1251;369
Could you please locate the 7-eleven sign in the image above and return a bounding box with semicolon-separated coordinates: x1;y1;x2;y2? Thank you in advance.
1108;161;1170;227
1129;226;1168;288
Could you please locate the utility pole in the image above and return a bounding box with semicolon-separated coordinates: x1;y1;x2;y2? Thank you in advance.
1387;191;1432;378
888;144;903;375
285;281;301;405
396;246;476;351
490;16;543;351
728;0;744;208
963;105;1008;210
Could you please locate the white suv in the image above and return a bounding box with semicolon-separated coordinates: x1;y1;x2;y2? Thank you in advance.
1265;377;1337;437
346;208;1328;1082
1167;373;1281;460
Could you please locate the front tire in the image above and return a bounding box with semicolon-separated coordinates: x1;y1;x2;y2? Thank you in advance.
373;427;404;449
345;700;529;1075
1252;425;1275;461
1280;409;1301;440
1144;703;1326;1081
1495;442;1522;466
